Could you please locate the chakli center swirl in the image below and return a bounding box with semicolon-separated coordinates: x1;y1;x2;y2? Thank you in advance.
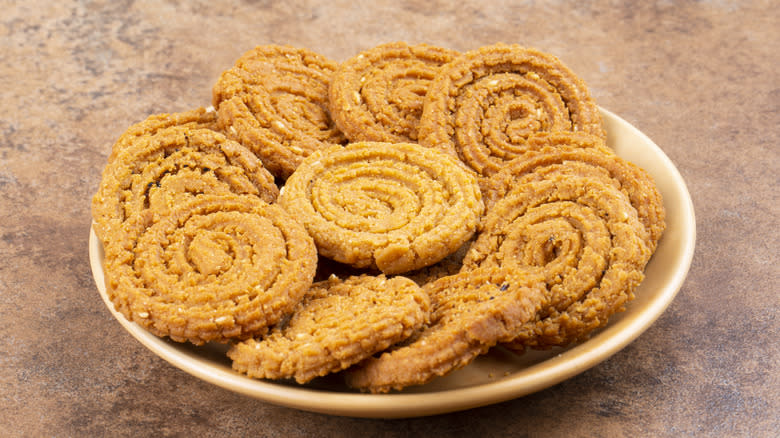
462;175;652;350
279;141;484;274
418;43;605;177
103;194;318;345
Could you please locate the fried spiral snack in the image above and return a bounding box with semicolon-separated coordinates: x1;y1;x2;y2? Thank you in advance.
462;175;652;350
228;274;430;384
103;194;318;345
418;43;605;177
329;42;458;143
107;106;218;164
345;268;545;393
278;141;484;274
91;126;279;242
213;45;346;179
483;132;666;252
91;42;668;389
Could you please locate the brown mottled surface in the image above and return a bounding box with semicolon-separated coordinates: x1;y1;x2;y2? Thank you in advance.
0;1;777;436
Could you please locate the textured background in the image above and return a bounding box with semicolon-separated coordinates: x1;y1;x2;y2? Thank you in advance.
1;0;778;436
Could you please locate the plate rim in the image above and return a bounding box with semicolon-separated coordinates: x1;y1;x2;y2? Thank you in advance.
89;107;696;418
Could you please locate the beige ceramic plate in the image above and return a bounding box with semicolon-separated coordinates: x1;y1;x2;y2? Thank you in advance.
89;108;695;418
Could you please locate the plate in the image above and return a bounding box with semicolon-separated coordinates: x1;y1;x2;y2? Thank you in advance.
89;108;696;418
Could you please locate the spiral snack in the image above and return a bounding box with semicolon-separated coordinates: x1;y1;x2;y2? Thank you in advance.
91;126;279;242
278;141;484;274
102;194;318;345
345;268;545;393
107;106;218;164
228;274;430;384
329;42;458;143
213;45;346;179
482;132;666;251
418;44;605;177
462;175;652;349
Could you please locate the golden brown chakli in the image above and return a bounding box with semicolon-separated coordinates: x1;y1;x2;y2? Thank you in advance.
103;194;318;345
91;122;278;242
213;45;347;179
229;274;430;384
418;43;605;177
329;41;458;143
346;267;544;393
463;172;652;350
90;42;666;392
278;141;484;274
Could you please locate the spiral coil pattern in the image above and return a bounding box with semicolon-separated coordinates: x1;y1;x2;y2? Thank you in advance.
103;194;317;345
462;174;652;349
418;44;605;177
213;45;346;179
329;42;458;143
279;141;484;274
91;126;278;242
483;132;666;252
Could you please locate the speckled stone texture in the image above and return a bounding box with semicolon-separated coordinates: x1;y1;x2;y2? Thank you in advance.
1;1;777;436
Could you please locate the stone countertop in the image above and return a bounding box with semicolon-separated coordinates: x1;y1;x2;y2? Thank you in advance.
1;1;777;436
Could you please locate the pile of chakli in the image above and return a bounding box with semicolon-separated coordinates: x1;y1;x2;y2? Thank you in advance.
91;42;664;392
